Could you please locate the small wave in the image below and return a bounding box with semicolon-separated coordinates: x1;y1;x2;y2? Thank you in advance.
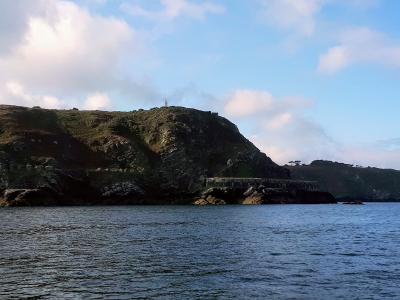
269;252;284;256
339;253;360;256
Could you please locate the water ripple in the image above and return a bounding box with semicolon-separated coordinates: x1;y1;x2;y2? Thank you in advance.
1;204;400;299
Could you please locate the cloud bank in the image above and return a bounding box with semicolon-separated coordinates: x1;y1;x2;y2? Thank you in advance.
221;89;337;166
319;27;400;72
0;0;157;110
259;0;400;74
258;0;325;37
218;88;400;170
121;0;225;21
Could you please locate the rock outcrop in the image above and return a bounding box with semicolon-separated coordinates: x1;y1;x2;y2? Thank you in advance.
193;185;336;205
193;187;237;205
0;188;57;206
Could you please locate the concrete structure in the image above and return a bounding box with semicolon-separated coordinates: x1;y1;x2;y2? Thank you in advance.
205;177;320;191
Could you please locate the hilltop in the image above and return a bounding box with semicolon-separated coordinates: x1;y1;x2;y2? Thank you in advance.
0;104;294;205
288;160;400;201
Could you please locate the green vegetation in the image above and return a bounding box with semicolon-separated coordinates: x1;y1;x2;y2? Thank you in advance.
0;104;290;205
236;164;253;177
289;160;400;201
310;160;355;168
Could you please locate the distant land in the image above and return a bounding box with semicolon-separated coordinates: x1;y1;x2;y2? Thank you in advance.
288;160;400;202
0;105;396;205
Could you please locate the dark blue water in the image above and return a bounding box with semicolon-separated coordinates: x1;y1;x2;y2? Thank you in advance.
1;203;400;299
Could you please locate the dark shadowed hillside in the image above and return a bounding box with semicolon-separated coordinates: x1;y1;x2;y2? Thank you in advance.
0;105;291;205
288;160;400;201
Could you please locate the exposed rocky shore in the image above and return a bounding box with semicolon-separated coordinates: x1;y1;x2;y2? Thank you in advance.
193;186;336;205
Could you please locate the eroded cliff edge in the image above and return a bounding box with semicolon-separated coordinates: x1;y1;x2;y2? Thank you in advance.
0;104;319;206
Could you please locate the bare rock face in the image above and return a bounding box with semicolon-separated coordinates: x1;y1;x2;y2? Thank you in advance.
242;197;263;205
193;196;226;205
193;186;336;205
242;185;336;204
242;185;294;204
192;187;236;205
0;189;58;206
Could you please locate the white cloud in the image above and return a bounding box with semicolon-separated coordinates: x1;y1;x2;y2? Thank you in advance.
4;81;67;109
253;115;336;166
248;123;336;166
221;89;336;166
83;93;114;110
224;89;273;118
121;0;225;21
0;0;137;94
334;139;400;170
221;89;400;170
263;112;292;130
318;46;349;72
0;0;160;109
259;0;381;36
0;0;221;110
258;0;326;37
343;0;381;9
254;135;400;170
223;89;313;119
318;27;400;72
257;0;394;72
257;0;383;53
0;0;43;55
3;81;115;111
85;0;107;4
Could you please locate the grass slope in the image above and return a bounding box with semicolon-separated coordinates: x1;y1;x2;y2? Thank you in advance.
288;160;400;201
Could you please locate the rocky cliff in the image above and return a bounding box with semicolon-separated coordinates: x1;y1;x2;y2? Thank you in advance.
288;160;400;201
0;105;292;205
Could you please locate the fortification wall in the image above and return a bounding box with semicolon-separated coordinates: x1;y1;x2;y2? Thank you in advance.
205;177;320;191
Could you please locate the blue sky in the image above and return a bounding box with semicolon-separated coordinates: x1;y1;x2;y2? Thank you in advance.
1;0;400;169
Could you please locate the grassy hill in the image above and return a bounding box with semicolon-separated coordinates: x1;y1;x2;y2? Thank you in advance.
288;160;400;201
0;105;290;205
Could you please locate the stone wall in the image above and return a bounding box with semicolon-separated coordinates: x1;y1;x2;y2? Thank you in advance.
205;177;320;191
5;162;55;173
0;163;8;188
0;162;57;189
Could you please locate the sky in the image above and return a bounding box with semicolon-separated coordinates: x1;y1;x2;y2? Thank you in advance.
1;0;400;170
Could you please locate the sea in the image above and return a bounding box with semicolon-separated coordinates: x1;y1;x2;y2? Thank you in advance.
1;203;399;299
